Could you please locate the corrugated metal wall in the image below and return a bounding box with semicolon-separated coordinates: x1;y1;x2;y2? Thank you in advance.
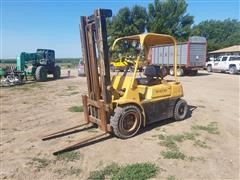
151;36;206;67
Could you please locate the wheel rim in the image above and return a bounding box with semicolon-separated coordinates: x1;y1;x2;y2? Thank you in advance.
121;111;139;133
178;104;185;116
177;69;182;76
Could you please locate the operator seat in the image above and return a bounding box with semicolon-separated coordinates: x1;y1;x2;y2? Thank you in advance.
138;65;167;86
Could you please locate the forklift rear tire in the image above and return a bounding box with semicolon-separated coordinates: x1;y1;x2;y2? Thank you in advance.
53;65;61;79
35;66;47;82
110;105;142;139
173;99;188;121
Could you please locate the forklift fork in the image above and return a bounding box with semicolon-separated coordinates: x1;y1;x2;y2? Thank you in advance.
42;9;113;154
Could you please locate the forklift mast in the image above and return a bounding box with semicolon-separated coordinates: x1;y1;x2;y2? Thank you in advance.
80;9;112;132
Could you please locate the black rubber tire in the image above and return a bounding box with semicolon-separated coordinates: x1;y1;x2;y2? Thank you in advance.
177;68;184;76
229;66;237;75
173;99;188;121
207;65;212;72
110;105;142;139
35;66;47;82
53;65;61;79
190;70;198;76
169;68;174;76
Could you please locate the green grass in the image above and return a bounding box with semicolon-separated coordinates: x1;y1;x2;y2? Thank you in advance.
191;122;219;134
161;150;186;160
56;151;81;162
193;139;210;149
88;162;158;180
158;132;200;151
68;106;83;112
54;167;81;176
167;175;177;180
32;157;51;169
157;125;217;160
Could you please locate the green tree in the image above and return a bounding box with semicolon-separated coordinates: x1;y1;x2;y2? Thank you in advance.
107;5;148;57
191;19;240;51
147;0;194;41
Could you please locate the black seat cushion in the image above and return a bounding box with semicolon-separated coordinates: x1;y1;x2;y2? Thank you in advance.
137;78;160;86
144;65;161;77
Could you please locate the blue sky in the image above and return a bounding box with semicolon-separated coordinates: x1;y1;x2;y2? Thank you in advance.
1;0;239;59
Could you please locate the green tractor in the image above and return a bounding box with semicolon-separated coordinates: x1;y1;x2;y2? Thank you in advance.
1;49;61;85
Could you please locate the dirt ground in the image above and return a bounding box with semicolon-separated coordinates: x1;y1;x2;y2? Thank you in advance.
1;69;239;179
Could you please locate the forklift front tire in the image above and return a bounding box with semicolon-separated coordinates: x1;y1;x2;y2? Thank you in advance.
110;105;142;139
173;99;188;121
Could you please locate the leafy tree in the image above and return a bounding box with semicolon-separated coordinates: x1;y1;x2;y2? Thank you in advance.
108;5;147;44
147;0;194;41
107;5;147;58
191;19;240;51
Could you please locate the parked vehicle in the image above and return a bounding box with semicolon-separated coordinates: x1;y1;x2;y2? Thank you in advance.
149;36;207;76
110;56;144;72
78;60;85;76
206;55;240;74
1;49;61;86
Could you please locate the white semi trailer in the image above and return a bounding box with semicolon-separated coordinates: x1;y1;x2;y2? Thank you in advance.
149;36;207;76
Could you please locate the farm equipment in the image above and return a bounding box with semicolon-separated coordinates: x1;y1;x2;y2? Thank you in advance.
149;36;207;76
110;56;144;72
0;49;61;86
42;9;188;154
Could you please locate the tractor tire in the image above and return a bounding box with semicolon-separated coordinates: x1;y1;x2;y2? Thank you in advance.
110;105;142;139
177;68;184;76
229;66;237;75
207;65;212;72
53;65;61;79
35;66;47;82
173;99;188;121
169;68;174;76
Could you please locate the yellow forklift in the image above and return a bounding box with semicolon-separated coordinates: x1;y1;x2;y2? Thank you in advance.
42;9;188;154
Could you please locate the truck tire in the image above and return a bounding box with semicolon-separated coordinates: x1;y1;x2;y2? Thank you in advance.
173;99;188;121
177;68;184;76
35;66;47;82
190;70;198;76
110;105;142;139
229;66;237;75
53;65;61;79
169;68;174;76
207;65;212;72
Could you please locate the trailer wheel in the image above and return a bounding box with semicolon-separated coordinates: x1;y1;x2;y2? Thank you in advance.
177;68;184;76
53;65;61;79
110;105;142;139
35;66;47;81
190;70;198;76
173;99;188;121
169;68;174;76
